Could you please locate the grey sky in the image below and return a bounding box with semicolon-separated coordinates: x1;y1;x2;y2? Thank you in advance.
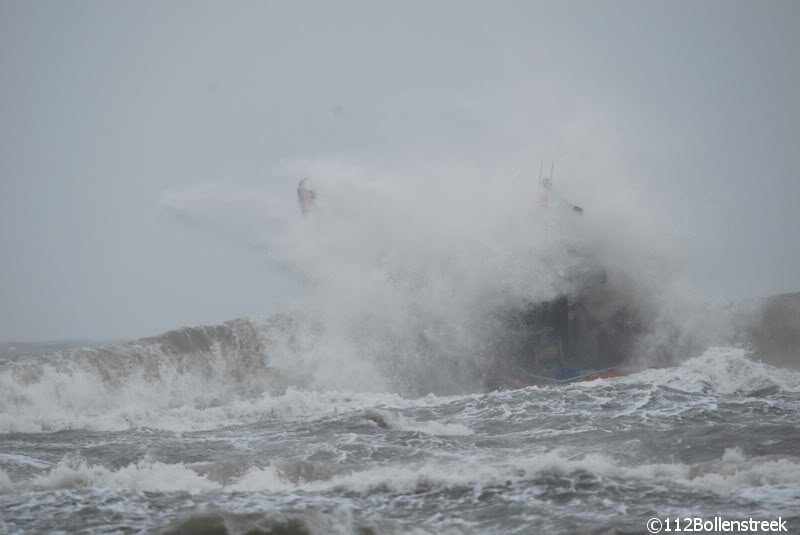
1;0;798;341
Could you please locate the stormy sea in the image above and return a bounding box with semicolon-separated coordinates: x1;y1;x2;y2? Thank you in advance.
1;310;799;534
3;171;800;535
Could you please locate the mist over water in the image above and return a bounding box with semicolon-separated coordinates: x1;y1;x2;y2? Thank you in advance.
158;148;719;392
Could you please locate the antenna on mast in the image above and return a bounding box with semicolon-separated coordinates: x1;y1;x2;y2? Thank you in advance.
539;160;555;190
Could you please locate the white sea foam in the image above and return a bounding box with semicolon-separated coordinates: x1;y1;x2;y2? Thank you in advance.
301;448;800;500
0;352;472;434
231;465;296;492
6;447;796;506
18;458;219;493
613;346;800;394
2;343;796;435
0;453;52;471
364;409;474;436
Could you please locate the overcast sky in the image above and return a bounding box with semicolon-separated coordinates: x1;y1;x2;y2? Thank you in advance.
1;0;798;341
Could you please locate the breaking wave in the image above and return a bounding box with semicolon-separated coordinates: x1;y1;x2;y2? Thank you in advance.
610;346;800;395
1;316;797;435
3;447;798;503
0;318;294;433
161;510;461;535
